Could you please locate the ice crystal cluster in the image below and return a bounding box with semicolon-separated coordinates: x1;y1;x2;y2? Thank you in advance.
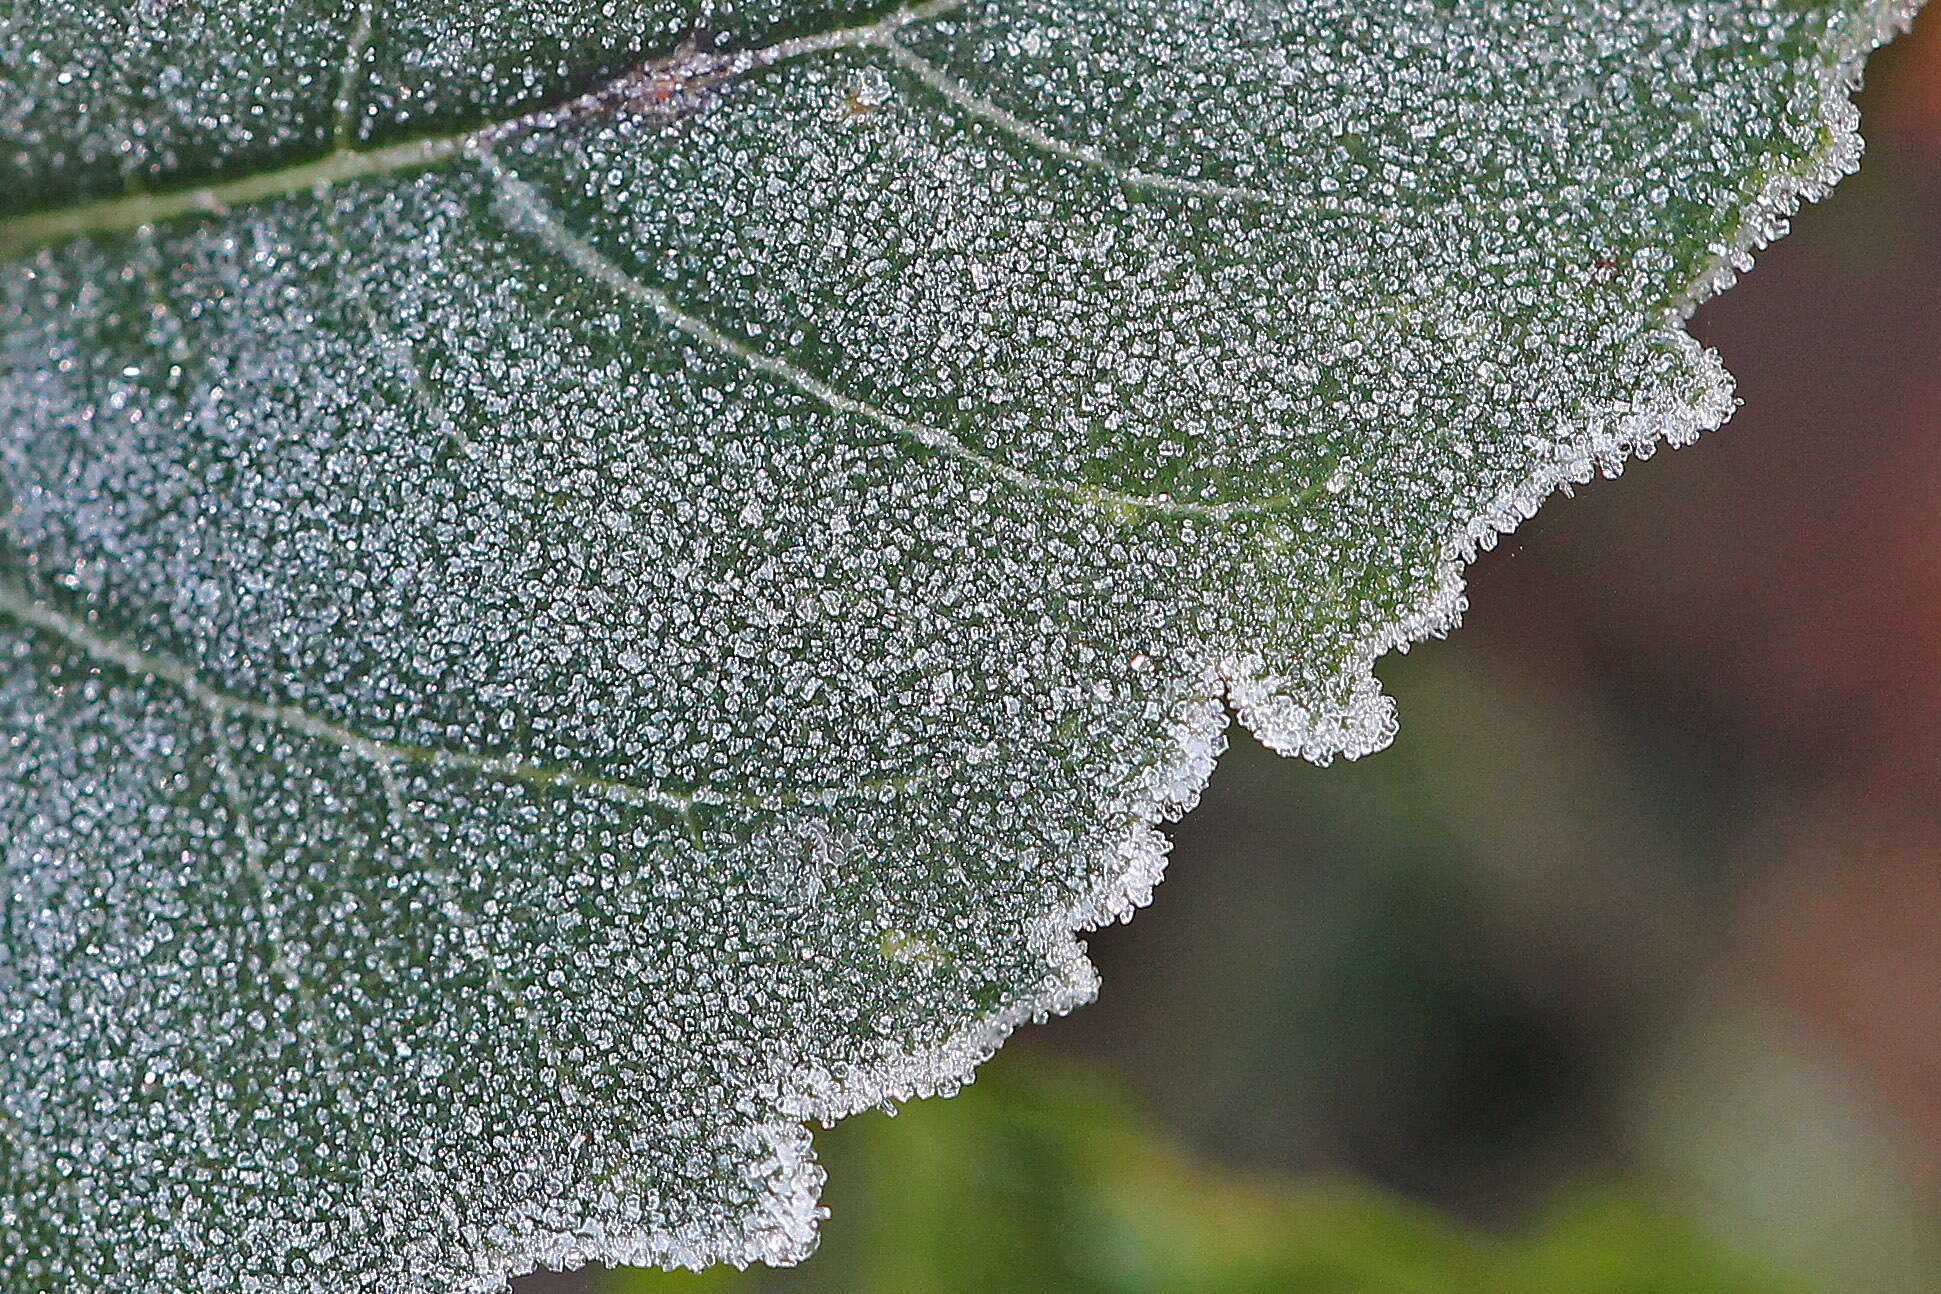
0;0;1915;1286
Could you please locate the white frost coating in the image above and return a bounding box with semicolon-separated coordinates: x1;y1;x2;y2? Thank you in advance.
746;681;1231;1255
1315;0;1923;738
727;0;1923;1267
0;0;1922;1288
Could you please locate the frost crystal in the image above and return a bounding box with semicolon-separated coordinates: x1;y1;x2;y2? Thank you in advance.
0;0;1917;1287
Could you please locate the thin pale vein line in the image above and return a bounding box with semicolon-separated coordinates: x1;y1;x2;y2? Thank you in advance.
879;40;1316;214
0;580;932;814
377;761;525;1007
333;0;379;148
474;149;1306;521
207;721;332;1058
319;201;476;454
0;580;694;812
206;723;323;1027
210;710;385;1175
208;720;279;931
0;1;963;254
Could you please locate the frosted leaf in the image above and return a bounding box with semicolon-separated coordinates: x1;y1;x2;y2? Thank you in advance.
0;0;1915;1286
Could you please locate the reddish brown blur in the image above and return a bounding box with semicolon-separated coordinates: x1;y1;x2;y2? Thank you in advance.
1471;5;1941;1196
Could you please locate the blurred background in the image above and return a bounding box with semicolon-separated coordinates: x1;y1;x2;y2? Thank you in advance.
523;10;1941;1290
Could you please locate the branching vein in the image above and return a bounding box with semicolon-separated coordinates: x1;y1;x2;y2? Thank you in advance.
879;40;1313;213
0;580;935;816
0;581;691;811
319;199;476;455
474;148;1313;521
333;0;380;149
0;2;962;254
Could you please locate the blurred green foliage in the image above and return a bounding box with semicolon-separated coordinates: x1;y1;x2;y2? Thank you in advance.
609;1055;1799;1294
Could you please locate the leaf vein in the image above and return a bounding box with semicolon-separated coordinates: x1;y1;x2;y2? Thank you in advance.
0;580;935;817
205;714;371;1134
879;40;1310;213
332;0;380;149
474;147;1314;520
376;761;529;1009
0;581;695;811
319;200;476;455
0;1;962;254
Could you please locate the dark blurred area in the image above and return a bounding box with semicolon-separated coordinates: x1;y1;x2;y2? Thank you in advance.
528;11;1941;1291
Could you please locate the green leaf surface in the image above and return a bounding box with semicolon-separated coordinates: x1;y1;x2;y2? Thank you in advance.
0;0;1913;1286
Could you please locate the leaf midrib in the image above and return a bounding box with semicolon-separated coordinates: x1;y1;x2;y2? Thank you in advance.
0;0;967;258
